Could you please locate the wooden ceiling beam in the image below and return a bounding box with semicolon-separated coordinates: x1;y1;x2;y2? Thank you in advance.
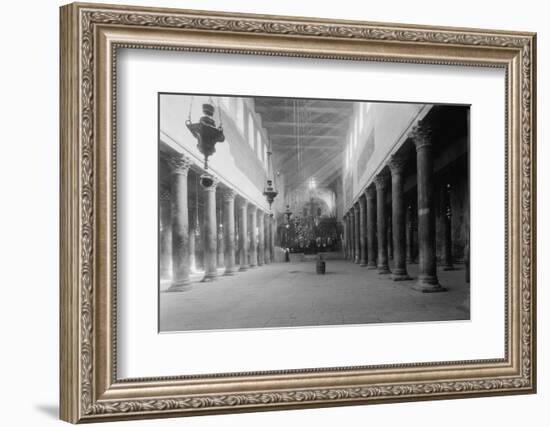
255;105;352;114
272;146;341;150
270;134;342;141
262;121;348;128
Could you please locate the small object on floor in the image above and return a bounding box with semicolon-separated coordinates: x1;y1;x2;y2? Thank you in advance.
316;254;326;274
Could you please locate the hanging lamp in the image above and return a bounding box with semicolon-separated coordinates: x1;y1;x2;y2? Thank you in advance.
185;96;225;172
263;141;278;208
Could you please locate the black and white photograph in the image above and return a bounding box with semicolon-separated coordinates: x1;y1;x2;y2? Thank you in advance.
158;94;470;332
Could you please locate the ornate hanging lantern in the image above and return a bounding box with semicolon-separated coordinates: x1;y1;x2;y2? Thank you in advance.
263;145;278;208
186;101;225;171
284;205;293;223
263;179;278;208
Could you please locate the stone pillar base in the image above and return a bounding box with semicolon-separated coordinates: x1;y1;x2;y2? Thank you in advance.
238;266;248;272
378;267;391;274
200;274;218;283
413;277;446;293
360;261;368;267
224;268;237;276
367;263;377;270
167;281;192;292
392;270;412;281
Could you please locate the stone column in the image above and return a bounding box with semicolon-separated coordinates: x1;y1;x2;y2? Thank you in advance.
412;209;419;263
269;213;275;262
406;203;415;264
465;175;470;284
159;187;172;280
374;170;391;274
388;154;412;281
264;213;271;264
249;205;258;267
188;199;197;272
343;213;348;259
342;214;348;260
168;154;192;291
354;202;361;264
217;205;224;268
358;195;367;266
387;216;393;260
257;210;265;266
200;175;219;282
237;199;248;271
442;184;455;270
349;213;354;261
412;123;445;292
349;207;356;262
222;189;236;275
349;213;354;260
366;186;377;269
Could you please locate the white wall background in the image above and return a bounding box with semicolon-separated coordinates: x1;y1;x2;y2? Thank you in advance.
0;0;546;426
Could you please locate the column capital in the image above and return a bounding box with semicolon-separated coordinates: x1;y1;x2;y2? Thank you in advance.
222;188;236;202
199;173;219;191
374;169;390;189
410;122;433;151
237;197;248;209
388;154;408;175
365;185;376;200
169;153;192;175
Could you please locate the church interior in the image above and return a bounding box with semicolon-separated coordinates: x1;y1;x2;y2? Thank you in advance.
158;93;470;332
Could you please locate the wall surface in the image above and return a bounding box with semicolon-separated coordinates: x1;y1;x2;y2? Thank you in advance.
344;102;428;210
0;0;547;426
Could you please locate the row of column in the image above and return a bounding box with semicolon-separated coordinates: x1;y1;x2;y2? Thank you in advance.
343;122;444;292
162;154;276;291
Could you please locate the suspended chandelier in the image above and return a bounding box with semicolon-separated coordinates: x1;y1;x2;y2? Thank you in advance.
263;143;278;208
185;97;225;171
284;204;293;223
263;179;278;208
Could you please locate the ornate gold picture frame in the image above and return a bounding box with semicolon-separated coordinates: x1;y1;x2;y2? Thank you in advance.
60;2;536;423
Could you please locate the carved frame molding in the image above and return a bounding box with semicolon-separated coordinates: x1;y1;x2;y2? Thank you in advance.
60;2;536;423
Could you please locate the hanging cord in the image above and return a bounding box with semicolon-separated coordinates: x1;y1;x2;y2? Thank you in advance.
217;98;223;128
195;174;200;236
186;95;194;124
295;100;299;178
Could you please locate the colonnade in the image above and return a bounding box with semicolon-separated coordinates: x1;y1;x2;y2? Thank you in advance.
160;153;276;291
343;121;446;292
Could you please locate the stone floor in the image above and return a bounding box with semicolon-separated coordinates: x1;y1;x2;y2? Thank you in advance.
159;260;470;332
